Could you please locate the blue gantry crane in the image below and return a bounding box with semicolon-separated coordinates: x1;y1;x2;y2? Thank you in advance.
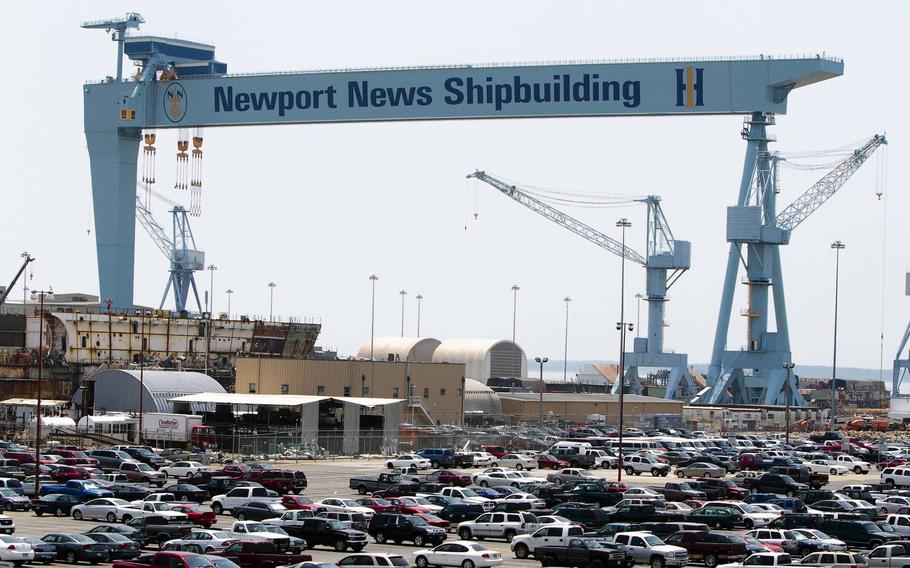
469;171;696;399
80;13;843;312
698;131;886;406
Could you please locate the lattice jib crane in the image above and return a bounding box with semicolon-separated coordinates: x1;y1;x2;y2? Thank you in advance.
468;170;695;399
699;126;887;407
135;193;204;314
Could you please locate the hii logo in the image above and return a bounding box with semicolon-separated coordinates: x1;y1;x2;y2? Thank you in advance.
164;82;187;122
675;67;704;108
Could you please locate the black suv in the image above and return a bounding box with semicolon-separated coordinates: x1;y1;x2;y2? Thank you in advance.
367;513;446;546
797;490;835;505
121;447;167;468
818;518;898;548
768;514;822;529
295;517;368;552
551;506;612;529
439;503;486;524
291;471;308;494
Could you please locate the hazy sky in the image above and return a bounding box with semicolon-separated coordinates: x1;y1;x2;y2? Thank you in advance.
1;1;906;372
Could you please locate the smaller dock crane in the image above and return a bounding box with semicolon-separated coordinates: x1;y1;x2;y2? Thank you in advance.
135;191;204;314
0;253;34;308
469;171;695;399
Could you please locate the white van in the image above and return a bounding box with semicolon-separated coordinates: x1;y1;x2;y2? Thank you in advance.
548;441;592;453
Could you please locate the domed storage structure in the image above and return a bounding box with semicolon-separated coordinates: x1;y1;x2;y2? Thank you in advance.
432;339;526;384
90;369;226;414
463;378;502;416
356;337;441;363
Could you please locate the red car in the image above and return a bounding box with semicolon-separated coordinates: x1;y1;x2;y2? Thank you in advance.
169;503;216;528
386;497;429;514
426;471;471;487
280;495;323;511
48;465;91;482
355;497;399;513
414;512;449;529
481;446;508;459
219;464;250;478
603;481;630;493
878;459;908;471
536;454;570;470
46;450;90;460
239;470;294;493
58;457;100;468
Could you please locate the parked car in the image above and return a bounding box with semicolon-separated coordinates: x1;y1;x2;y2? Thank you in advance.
457;511;538;542
532;538;633;568
665;530;748;568
677;463;726;479
622;456;671;477
610;531;689;568
291;517;368;552
496;454;538;470
385;455;431;470
159;462;210;479
31;493;80;517
510;524;586;559
40;533;109;564
231;501;287;521
411;541;503;568
86;532;142;560
20;536;56;564
72;498;141;522
367;513;446;546
162;529;236;554
687;506;743;530
799;551;868;568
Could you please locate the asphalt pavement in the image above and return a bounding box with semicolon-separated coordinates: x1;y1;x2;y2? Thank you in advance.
4;459;887;568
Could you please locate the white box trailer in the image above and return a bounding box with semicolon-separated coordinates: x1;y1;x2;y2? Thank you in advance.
141;412;203;444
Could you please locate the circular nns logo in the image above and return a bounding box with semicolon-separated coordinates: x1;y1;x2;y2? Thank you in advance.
164;82;187;123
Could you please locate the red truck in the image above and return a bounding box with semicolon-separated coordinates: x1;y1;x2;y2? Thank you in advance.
664;530;748;567
169;503;216;528
213;541;311;568
48;465;91;482
219;465;251;478
481;445;508;458
113;551;210;568
239;470;294;494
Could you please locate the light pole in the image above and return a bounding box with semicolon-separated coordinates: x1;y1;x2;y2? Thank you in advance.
30;288;52;498
415;294;423;336
535;356;548;428
205;265;216;375
369;275;379;360
399;290;407;337
563;297;571;382
136;309;150;444
267;282;276;322
225;289;233;319
830;240;846;430
634;293;644;338
511;285;520;343
782;362;795;445
616;217;632;482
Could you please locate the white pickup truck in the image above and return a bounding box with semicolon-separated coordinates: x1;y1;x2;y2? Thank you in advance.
510;524;585;559
211;486;280;514
718;552;831;568
610;531;688;568
263;510;316;530
228;521;291;548
868;545;910;568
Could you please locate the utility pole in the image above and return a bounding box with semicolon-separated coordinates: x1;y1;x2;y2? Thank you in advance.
399;290;407;337
535;357;548;428
267;282;276;322
415;294;423;337
511;284;520;343
616;218;631;482
205;265;216;375
830;241;846;429
563;297;571;382
782;362;795;445
369;275;379;360
138;309;149;444
31;288;52;499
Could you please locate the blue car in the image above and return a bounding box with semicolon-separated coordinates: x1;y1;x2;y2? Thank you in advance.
769;497;807;513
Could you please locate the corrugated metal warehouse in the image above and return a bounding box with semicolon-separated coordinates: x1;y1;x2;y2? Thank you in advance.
498;392;683;426
91;369;225;414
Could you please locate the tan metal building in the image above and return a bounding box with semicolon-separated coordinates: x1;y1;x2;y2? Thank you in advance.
498;392;683;426
236;358;467;425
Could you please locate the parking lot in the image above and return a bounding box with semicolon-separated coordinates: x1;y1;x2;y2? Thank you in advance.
2;458;892;568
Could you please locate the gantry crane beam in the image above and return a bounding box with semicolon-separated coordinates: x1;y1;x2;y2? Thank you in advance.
82;15;843;309
469;170;696;399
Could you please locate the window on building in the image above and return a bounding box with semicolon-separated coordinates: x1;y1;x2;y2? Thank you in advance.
248;383;257;393
280;384;289;394
423;388;429;399
456;388;462;397
362;386;369;396
343;386;351;397
392;387;399;398
317;385;325;396
440;388;446;396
